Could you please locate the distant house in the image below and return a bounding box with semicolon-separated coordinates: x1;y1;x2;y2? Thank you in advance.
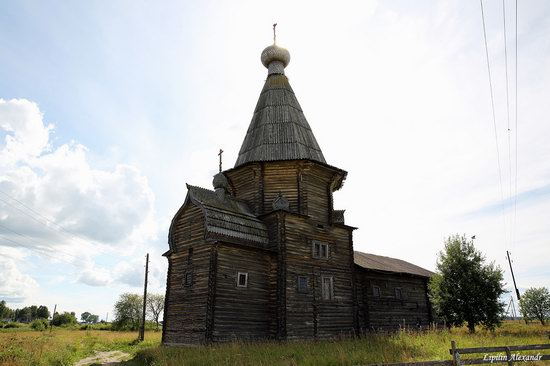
162;39;434;345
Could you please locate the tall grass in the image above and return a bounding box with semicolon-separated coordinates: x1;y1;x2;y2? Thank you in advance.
0;328;161;366
129;322;550;366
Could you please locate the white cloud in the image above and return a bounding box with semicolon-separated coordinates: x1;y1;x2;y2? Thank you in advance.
0;254;38;303
0;98;160;299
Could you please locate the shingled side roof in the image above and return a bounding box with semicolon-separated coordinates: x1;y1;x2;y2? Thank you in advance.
182;185;268;245
354;251;434;278
234;74;326;168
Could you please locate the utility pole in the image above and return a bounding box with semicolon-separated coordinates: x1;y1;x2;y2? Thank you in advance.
139;253;149;341
506;250;521;301
105;312;108;323
50;304;57;333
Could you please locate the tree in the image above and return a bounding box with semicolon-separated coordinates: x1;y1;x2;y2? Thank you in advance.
81;312;92;323
0;300;14;320
113;293;143;330
88;314;99;324
52;311;77;326
147;293;165;331
429;234;506;332
36;305;49;319
520;287;550;325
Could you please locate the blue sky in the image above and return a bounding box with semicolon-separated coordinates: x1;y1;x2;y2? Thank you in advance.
1;0;549;319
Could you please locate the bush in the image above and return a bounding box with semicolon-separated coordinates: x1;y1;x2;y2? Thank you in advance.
30;318;49;331
3;322;24;329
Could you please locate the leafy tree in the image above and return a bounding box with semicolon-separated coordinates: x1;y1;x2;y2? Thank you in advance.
52;311;77;326
0;300;14;320
36;305;49;319
147;293;165;331
520;287;550;325
88;314;99;324
30;318;49;331
81;312;92;323
429;234;506;332
113;293;143;331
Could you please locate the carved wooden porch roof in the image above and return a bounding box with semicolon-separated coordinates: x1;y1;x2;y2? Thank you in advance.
186;184;268;245
354;251;434;278
234;73;326;168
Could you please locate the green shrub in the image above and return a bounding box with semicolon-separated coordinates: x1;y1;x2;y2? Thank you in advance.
31;318;49;331
3;322;24;328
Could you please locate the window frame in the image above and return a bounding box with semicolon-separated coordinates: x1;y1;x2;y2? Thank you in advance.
395;287;402;299
184;271;193;287
297;275;308;293
236;272;248;288
372;285;381;298
312;240;329;259
321;275;334;301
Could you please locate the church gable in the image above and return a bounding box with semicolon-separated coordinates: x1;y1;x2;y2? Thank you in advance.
169;183;268;251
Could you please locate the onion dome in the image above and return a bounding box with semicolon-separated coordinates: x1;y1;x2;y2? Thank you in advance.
261;44;291;75
213;172;229;192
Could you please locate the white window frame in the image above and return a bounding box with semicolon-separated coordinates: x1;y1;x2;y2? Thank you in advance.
312;240;329;259
237;272;248;288
321;275;334;301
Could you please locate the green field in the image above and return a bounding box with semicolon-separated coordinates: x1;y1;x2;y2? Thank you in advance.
1;322;548;366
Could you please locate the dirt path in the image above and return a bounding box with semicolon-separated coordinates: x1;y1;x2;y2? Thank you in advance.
74;350;131;366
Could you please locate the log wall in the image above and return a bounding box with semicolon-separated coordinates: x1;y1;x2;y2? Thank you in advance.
163;203;211;345
355;269;432;331
212;243;275;341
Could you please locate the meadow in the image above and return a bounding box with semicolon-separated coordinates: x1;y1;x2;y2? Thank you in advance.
0;327;161;366
0;322;548;366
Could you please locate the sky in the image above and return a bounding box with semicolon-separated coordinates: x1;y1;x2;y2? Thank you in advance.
0;0;549;320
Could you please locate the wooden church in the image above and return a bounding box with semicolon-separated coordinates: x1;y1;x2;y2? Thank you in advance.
162;36;434;345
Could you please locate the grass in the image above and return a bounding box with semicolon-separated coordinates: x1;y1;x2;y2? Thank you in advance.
0;322;548;366
128;322;550;366
0;327;161;366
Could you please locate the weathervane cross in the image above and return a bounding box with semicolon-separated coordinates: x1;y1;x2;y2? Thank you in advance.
218;148;224;173
273;23;277;44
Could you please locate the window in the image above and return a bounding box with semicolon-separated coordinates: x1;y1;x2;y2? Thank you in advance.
187;247;193;265
184;271;193;287
321;276;334;301
312;241;329;259
297;276;308;293
395;287;402;299
237;272;248;288
373;285;381;297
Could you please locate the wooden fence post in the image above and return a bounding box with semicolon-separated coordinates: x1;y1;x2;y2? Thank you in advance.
504;346;513;366
451;340;458;366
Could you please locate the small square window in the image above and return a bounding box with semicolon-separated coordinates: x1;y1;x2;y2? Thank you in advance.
373;285;381;297
395;287;402;299
297;276;308;293
184;271;193;287
312;241;329;259
237;272;248;288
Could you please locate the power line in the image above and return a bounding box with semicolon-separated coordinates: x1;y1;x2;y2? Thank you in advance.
0;190;96;250
0;222;78;262
513;0;518;248
480;0;506;240
0;233;78;266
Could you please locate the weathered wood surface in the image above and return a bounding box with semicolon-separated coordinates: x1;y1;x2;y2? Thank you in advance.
212;243;275;341
356;270;431;331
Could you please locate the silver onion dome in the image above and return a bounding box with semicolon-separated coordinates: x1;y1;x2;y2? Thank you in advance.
261;44;290;75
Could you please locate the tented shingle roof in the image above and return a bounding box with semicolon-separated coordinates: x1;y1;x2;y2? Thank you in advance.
354;251;434;278
234;74;326;167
